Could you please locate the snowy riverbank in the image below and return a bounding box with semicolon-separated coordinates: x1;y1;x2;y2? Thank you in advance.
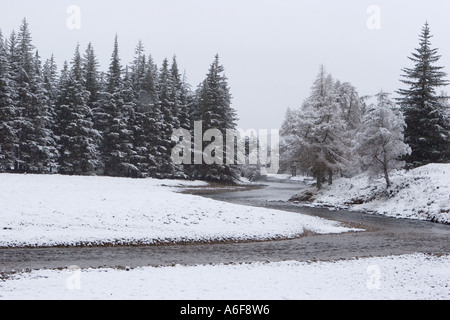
290;164;450;224
1;253;448;300
0;174;358;248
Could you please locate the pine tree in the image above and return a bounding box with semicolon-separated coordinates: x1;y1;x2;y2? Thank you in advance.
195;55;237;131
397;22;450;166
96;35;135;177
130;40;146;94
356;91;411;187
190;55;239;182
11;19;58;172
141;55;159;106
121;66;141;177
128;45;165;177
31;50;59;172
136;54;162;176
0;29;18;171
170;57;191;131
179;71;194;131
155;57;177;177
55;44;101;175
42;54;58;104
82;42;101;106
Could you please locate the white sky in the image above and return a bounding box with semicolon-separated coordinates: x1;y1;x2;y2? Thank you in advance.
1;0;449;130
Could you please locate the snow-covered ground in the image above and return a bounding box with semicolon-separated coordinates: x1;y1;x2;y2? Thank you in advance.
0;174;358;248
292;164;450;224
1;253;448;300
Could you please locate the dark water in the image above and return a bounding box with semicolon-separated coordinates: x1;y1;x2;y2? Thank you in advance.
1;179;449;273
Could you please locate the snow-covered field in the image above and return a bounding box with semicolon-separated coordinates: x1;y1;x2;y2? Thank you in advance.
292;164;450;224
0;174;357;248
1;253;448;300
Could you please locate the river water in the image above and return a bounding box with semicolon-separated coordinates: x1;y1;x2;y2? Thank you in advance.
1;178;449;273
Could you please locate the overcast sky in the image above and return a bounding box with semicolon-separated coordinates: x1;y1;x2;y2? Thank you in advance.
1;0;449;130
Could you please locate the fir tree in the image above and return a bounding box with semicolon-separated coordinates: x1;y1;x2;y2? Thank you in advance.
128;45;162;177
0;29;18;171
82;42;101;105
55;44;101;175
190;55;239;182
42;54;58;104
155;57;177;177
97;35;135;177
397;22;450;166
12;19;58;172
137;55;162;176
130;40;146;94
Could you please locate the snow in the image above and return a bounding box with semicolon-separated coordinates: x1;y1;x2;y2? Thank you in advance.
0;174;358;248
1;253;448;300
296;164;450;224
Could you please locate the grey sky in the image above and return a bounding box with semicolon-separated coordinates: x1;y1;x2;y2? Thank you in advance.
1;0;449;130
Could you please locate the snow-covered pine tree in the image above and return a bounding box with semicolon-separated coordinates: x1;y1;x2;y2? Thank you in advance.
31;50;59;172
121;66;141;177
169;56;191;178
130;40;146;94
125;51;162;177
55;44;101;175
42;54;59;105
126;42;149;176
154;57;177;177
356;91;411;188
179;71;194;131
438;91;450;131
190;55;239;182
397;22;450;166
82;42;101;106
170;56;185;131
96;35;135;177
141;55;159;107
0;29;19;171
11;19;59;173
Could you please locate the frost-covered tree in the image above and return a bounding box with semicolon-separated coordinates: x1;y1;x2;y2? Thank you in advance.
281;66;349;189
356;91;411;188
397;22;449;166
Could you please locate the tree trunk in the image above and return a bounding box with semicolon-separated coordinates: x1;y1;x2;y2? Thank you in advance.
328;169;333;185
316;167;323;190
383;161;391;188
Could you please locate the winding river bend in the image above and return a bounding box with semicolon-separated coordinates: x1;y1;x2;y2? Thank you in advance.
1;178;449;273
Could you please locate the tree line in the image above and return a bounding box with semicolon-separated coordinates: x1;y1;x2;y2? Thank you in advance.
0;19;238;181
281;22;449;188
